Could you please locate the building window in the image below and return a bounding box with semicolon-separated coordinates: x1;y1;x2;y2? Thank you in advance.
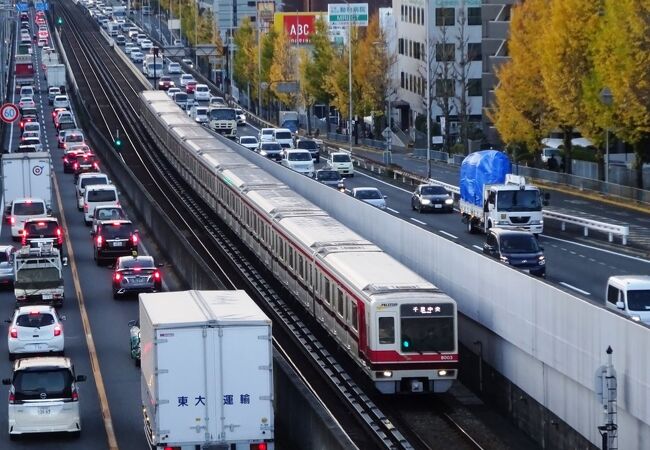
467;7;481;26
408;40;413;57
436;79;455;97
408;6;412;23
435;43;455;62
435;7;455;26
468;78;482;97
401;4;405;21
468;43;482;61
398;38;404;55
413;41;420;60
400;71;404;88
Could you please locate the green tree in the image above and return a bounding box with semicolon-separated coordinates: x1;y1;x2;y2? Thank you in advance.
298;49;316;134
303;18;335;130
269;29;298;107
259;29;277;107
489;0;555;162
232;19;257;96
591;0;650;187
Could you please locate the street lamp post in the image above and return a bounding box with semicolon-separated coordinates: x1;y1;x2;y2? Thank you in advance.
599;87;613;185
257;0;262;116
344;0;352;153
425;0;431;178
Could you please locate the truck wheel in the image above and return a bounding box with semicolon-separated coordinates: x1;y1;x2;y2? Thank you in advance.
135;358;141;368
466;218;474;234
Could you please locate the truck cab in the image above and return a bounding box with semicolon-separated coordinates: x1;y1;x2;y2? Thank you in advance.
481;175;546;234
208;107;237;138
606;276;650;324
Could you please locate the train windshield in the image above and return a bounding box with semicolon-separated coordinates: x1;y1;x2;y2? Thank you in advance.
400;303;455;353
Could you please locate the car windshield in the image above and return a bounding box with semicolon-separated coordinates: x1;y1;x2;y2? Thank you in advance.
13;368;73;401
119;258;154;270
261;143;281;150
275;131;292;140
240;137;256;144
196;86;208;92
195;107;208;115
59;122;76;130
356;189;381;200
80;176;108;189
499;235;540;253
169;63;179;69
400;308;455;353
174;93;188;102
88;189;116;202
288;152;311;161
14;202;45;215
66;134;84;143
22;108;38;116
627;290;650;312
297;140;317;149
497;190;542;212
262;129;273;135
209;108;236;120
101;222;134;238
95;207;125;221
16;312;55;327
421;186;447;195
332;154;351;163
24;221;57;236
317;171;340;181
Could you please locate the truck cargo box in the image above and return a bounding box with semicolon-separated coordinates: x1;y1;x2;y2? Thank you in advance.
460;150;511;207
2;152;53;211
139;290;274;450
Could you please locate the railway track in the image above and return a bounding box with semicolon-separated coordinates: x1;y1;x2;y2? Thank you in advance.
51;2;487;449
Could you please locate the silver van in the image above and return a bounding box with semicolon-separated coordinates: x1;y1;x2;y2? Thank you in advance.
605;276;650;324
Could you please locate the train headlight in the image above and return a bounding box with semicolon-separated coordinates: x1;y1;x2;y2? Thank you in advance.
437;370;448;377
383;371;392;378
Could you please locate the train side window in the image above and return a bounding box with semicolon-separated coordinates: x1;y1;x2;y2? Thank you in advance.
378;317;395;344
350;301;358;331
324;279;331;304
298;255;304;279
288;247;294;270
337;289;344;316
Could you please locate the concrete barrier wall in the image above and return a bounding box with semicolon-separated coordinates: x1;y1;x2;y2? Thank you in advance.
220;137;650;449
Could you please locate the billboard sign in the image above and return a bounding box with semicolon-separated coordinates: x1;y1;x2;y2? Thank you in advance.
328;3;368;26
274;13;322;45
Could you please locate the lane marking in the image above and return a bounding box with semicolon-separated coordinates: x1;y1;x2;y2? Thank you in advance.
51;101;119;450
410;218;426;225
559;282;591;296
439;230;458;239
540;234;650;264
472;245;482;251
386;207;399;214
356;170;412;194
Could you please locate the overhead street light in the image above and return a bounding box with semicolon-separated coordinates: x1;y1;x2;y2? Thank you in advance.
599;87;613;185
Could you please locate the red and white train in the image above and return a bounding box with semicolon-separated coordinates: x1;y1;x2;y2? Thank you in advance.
139;91;459;393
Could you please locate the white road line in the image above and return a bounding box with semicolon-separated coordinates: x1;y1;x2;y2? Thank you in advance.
356;171;413;194
386;207;399;214
410;218;426;225
472;245;482;251
559;282;591;296
439;230;458;239
540;234;650;264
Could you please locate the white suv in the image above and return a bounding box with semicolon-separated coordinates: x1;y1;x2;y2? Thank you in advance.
83;184;119;225
193;84;210;101
9;198;49;240
76;173;110;210
7;306;65;360
281;149;314;177
2;357;86;438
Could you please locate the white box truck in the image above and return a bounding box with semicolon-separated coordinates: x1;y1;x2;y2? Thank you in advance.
139;290;275;450
45;64;66;90
2;152;53;215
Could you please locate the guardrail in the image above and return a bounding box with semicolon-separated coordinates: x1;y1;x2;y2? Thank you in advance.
325;144;632;246
542;210;629;245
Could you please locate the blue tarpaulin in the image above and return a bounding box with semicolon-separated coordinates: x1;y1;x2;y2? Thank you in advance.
460;150;512;207
16;3;28;12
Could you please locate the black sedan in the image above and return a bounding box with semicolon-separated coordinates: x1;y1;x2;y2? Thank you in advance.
112;254;162;299
411;184;454;213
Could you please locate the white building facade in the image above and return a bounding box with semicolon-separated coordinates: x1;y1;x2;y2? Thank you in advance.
392;0;483;138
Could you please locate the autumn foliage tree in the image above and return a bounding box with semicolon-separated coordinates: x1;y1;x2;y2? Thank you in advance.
269;29;298;107
232;19;257;99
354;15;391;120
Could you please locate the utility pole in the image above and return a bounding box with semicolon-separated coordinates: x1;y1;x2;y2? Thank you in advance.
346;0;352;153
257;0;261;116
425;0;431;178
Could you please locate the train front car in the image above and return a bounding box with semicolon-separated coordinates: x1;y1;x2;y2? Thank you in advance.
369;289;458;394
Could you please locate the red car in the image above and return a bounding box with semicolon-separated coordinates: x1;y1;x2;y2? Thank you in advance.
157;76;175;91
185;80;197;94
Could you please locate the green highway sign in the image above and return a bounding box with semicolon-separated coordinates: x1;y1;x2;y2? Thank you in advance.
328;3;368;26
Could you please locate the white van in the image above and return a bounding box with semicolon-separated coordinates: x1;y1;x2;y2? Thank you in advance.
329;152;354;177
281;149;314;177
22;122;41;137
3;357;86;438
83;184;119;225
273;128;294;149
606;276;650;324
76;173;110;210
9;198;49;239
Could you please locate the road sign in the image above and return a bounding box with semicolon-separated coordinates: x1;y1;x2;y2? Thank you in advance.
328;3;368;26
35;2;49;11
274;81;299;94
0;103;19;124
16;2;28;12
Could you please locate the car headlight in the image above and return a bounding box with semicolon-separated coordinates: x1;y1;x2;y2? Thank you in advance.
500;256;509;264
420;199;431;205
631;315;641;322
538;256;546;265
260;150;267;156
445;198;453;205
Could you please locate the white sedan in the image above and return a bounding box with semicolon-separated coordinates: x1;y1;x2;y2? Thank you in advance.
352;187;387;209
238;136;259;151
179;73;194;87
8;305;65;360
167;62;181;74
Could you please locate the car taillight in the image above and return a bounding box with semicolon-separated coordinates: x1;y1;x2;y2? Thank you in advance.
21;231;27;246
153;271;161;280
71;389;78;402
53;325;62;337
10;216;15;225
73;163;79;169
96;235;103;246
84;204;89;212
63;157;68;163
9;328;17;339
250;444;267;450
131;234;138;245
114;272;122;281
93;162;99;169
56;227;63;244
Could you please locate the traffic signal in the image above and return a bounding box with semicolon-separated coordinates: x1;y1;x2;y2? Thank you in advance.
114;137;122;149
56;17;63;26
